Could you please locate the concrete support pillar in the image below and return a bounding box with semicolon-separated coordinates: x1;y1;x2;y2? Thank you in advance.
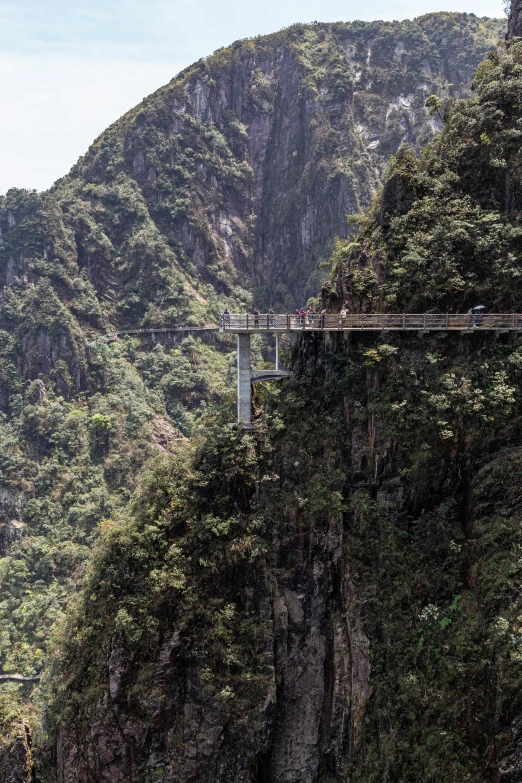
275;332;280;371
237;333;251;425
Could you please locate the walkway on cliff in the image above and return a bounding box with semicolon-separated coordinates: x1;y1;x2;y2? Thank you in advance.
220;312;522;332
223;311;522;426
102;324;219;341
0;673;40;683
89;313;522;428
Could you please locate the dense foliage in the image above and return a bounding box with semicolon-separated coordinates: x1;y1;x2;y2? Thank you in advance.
49;327;522;780
0;12;514;781
329;40;522;313
47;33;522;782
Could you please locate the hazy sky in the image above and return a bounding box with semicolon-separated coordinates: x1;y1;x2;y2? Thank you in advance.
0;0;506;194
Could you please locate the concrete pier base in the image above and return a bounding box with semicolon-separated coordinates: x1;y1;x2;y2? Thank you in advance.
237;333;251;425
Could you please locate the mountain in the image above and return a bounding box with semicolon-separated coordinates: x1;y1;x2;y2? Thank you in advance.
2;14;503;320
0;11;509;782
48;33;522;783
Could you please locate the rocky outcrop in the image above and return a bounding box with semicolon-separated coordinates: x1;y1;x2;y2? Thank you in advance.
0;486;23;556
53;321;522;781
378;171;416;226
508;0;522;38
0;721;32;783
56;526;370;783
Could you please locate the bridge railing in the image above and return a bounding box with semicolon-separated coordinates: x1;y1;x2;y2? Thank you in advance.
220;313;522;331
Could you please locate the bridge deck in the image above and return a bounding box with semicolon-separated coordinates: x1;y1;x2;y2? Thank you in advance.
221;313;522;332
105;325;218;341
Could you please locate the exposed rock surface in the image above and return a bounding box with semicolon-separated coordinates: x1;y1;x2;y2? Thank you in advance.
508;0;522;38
0;15;503;318
0;486;22;556
55;489;370;783
0;721;32;783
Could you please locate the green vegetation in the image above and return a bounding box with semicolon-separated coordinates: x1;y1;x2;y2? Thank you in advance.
0;12;499;696
0;11;515;779
49;34;522;780
51;421;271;721
49;330;522;779
329;41;522;313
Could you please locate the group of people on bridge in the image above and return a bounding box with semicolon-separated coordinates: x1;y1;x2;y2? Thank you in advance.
222;304;491;330
222;306;346;329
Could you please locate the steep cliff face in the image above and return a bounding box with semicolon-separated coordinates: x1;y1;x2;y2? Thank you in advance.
0;724;32;783
49;14;502;315
508;0;522;38
52;326;522;782
0;16;503;325
0;692;33;783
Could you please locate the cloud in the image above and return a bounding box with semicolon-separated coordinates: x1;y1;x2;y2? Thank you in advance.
0;55;178;193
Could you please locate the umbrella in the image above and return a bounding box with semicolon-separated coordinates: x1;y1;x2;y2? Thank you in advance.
473;305;486;310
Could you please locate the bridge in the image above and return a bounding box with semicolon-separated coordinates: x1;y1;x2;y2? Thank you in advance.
220;312;522;332
221;312;522;425
89;314;522;427
103;324;219;342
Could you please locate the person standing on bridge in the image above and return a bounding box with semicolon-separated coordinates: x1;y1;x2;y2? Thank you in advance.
268;307;274;328
339;305;348;328
320;309;326;328
223;308;230;327
254;308;260;328
472;305;485;326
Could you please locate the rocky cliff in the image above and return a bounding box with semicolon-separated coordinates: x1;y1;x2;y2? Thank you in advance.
51;327;522;782
1;15;503;323
48;13;503;314
0;690;33;783
508;0;522;38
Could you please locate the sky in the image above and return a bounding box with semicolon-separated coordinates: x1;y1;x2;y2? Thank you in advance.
0;0;506;194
